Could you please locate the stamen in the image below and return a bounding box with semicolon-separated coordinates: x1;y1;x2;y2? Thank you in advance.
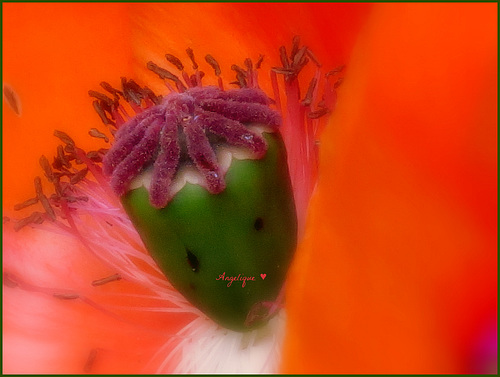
89;128;109;143
121;77;141;105
185;48;198;70
291;46;308;69
92;100;114;125
326;65;345;77
306;48;322;68
290;36;301;60
231;64;248;88
244;58;253;72
83;349;98;374
70;168;88;185
39;194;56;221
147;61;187;92
165;53;185;71
205;54;221;76
53;130;75;146
334;77;344;89
86;150;106;163
53;292;80;300
91;273;122;286
14;211;44;231
255;54;264;69
307;108;329;119
271;67;295;76
39;155;55;182
3;84;22;116
142;87;162;105
34;176;44;197
57;145;71;169
14;197;39;211
302;77;317;107
99;81;122;101
279;46;290;69
88;90;115;108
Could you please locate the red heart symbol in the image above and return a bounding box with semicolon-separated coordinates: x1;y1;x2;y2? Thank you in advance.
260;274;266;280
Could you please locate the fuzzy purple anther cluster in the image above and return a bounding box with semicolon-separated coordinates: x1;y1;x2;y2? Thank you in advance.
103;86;281;208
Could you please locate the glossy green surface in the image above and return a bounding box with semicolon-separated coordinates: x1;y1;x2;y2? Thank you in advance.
121;133;297;331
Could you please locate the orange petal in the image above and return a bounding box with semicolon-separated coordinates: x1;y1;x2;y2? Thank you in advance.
3;225;191;373
283;3;497;373
2;3;134;210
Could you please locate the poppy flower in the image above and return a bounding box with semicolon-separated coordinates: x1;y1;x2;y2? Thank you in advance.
3;2;497;374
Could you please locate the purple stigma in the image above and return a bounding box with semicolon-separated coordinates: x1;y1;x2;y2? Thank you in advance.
102;86;281;208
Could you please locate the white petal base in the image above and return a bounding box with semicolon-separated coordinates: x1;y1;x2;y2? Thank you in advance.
153;310;287;374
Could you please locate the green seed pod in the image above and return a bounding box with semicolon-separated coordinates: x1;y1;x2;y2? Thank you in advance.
121;132;297;331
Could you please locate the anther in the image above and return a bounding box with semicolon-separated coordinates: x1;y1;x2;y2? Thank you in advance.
84;349;98;373
205;54;221;76
244;58;253;71
40;194;56;221
290;36;301;61
185;48;198;70
88;128;109;143
88;90;115;108
292;46;308;68
231;64;247;77
53;130;75;146
142;87;162;105
147;62;186;92
302;77;317;107
306;48;322;68
255;54;264;69
308;108;329;119
334;77;344;89
34;176;43;197
99;82;122;101
57;145;71;169
326;65;345;77
70;168;88;185
121;77;143;105
39;155;54;182
293;56;310;76
14;211;44;231
279;46;290;68
14;197;39;211
165;53;185;71
34;176;56;221
92;100;113;126
231;65;248;88
236;72;247;88
3;84;22;116
86;150;105;163
91;273;121;286
271;67;295;75
53;292;79;300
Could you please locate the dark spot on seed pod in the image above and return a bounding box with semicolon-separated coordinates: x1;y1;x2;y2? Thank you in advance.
186;249;199;272
254;217;264;231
